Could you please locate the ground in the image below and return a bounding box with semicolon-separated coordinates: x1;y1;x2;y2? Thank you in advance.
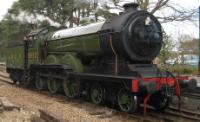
0;72;155;122
0;109;33;122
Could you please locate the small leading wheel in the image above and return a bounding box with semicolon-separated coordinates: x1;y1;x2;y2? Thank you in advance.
63;79;79;98
90;83;105;105
35;77;46;90
117;88;138;113
47;78;60;94
152;94;169;111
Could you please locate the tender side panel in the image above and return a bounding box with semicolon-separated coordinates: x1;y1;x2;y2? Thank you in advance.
6;45;24;69
0;48;6;62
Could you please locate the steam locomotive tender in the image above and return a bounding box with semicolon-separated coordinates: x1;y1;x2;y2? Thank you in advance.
4;3;192;113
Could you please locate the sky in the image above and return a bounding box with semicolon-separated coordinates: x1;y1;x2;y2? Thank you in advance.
0;0;17;20
0;0;199;40
161;0;199;40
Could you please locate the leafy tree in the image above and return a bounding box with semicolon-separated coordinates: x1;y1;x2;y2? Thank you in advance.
8;0;98;27
0;18;32;46
179;35;199;55
8;0;74;26
80;18;95;25
0;17;52;46
158;34;174;64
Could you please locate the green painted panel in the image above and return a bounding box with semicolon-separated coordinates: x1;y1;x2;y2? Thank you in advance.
61;53;83;72
0;48;6;62
6;46;24;69
28;47;39;67
5;40;42;69
45;53;83;73
47;34;101;53
27;39;45;67
45;55;60;64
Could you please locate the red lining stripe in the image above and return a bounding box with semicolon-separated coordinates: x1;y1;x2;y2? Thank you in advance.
131;76;188;92
132;79;139;92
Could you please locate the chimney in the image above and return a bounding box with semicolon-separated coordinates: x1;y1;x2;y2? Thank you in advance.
123;3;139;11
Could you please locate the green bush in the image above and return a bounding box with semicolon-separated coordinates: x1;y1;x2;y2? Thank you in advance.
159;65;198;75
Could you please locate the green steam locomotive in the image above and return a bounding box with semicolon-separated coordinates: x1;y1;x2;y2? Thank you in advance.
1;3;195;114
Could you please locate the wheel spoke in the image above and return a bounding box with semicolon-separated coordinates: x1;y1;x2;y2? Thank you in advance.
90;83;105;105
118;88;138;113
47;79;59;93
152;94;169;111
35;77;45;90
63;79;78;98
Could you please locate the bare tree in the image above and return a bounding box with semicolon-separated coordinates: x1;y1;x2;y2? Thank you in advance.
105;0;197;23
7;0;197;27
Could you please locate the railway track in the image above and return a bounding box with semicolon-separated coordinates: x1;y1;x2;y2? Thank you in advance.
94;105;200;122
148;106;200;122
182;92;200;100
167;106;200;121
0;69;200;122
181;86;200;100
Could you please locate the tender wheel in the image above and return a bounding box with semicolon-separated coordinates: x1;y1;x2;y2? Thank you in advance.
63;79;79;98
151;94;169;111
21;74;32;87
90;83;105;105
35;77;46;90
117;88;138;113
10;72;17;83
47;78;60;94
